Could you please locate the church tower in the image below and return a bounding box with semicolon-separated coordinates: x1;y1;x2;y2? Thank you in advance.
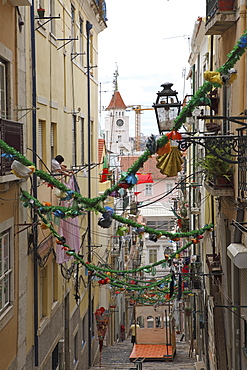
104;68;131;155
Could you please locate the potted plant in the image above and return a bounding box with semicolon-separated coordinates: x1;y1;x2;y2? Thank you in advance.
37;7;45;18
196;148;233;188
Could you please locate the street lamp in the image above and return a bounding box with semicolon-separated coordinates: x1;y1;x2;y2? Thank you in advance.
153;82;182;134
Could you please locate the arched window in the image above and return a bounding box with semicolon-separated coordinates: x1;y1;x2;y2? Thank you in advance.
137;316;144;328
147;316;154;328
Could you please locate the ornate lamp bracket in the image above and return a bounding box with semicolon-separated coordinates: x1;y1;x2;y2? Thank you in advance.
178;134;247;164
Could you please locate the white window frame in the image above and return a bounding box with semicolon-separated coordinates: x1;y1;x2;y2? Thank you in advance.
0;61;7;119
0;217;14;325
149;249;157;264
145;184;153;196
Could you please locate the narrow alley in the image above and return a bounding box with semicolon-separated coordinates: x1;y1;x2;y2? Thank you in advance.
90;335;197;370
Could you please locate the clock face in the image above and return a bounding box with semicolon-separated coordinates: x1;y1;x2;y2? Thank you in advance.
116;119;124;127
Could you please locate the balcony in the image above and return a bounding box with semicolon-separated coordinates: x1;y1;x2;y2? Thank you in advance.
204;178;234;197
0;119;23;176
90;0;107;24
206;0;236;35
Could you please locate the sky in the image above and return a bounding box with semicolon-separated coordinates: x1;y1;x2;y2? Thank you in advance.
98;0;206;136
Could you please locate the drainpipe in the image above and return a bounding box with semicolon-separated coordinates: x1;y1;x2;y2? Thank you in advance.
30;3;39;367
86;20;93;369
238;2;246;115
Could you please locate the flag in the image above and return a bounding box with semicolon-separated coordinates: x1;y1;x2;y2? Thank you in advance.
136;173;153;184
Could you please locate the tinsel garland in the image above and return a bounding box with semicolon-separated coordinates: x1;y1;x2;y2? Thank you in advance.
1;29;246;297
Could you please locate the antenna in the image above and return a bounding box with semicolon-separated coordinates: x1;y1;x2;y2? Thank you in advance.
113;63;119;92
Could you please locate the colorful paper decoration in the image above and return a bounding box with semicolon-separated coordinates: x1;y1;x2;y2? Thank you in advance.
11;160;35;178
95;307;110;352
136;173;153;184
156;147;183;177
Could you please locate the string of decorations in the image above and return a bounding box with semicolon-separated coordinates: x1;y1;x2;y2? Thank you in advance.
1;29;247;297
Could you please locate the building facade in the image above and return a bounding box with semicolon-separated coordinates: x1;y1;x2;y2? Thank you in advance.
0;1;109;369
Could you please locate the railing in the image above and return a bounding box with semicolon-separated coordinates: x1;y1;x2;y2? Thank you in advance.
0;119;23;176
92;0;107;22
206;0;235;24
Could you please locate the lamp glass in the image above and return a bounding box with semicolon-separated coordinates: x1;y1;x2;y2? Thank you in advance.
157;105;178;132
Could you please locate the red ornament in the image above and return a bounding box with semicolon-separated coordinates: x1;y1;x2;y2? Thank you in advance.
191;238;199;244
166;130;182;140
118;181;130;189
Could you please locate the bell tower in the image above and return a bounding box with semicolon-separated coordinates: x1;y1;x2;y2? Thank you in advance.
104;67;131;155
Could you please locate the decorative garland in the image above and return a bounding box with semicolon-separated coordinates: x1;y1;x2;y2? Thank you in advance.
1;30;247;301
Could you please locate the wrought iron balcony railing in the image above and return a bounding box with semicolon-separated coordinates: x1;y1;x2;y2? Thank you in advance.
206;0;235;23
0;119;23;176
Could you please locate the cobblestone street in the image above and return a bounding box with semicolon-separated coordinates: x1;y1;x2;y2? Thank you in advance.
90;335;197;370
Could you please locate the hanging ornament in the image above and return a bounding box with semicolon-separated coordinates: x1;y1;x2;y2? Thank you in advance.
125;173;138;185
98;217;112;228
53;209;65;218
204;71;223;86
109;190;121;198
118;181;130;189
116;226;128;236
146;134;157;154
221;68;237;85
156;147;183;177
239;35;247;47
54;188;67;199
156;141;171;155
166;130;182;141
102;206;114;220
1;153;14;160
11;160;35;178
61;190;74;201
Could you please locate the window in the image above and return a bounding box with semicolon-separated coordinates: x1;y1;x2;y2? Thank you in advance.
40;269;48;319
38;120;46;170
90;33;93;75
146;220;173;231
147;316;154;328
81;117;84;165
145;184;152;195
52;343;59;370
72;115;77;166
166;183;173;193
91;299;95;338
73;331;78;366
117;135;122;143
63;54;66;107
0;226;12;314
149;249;157;264
79;17;84;66
0;61;7;119
52;258;58;303
71;4;75;53
82;315;86;347
90;121;94;162
51;122;56;160
49;0;55;35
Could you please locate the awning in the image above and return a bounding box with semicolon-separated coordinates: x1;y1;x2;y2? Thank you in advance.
227;243;247;269
136;173;153;184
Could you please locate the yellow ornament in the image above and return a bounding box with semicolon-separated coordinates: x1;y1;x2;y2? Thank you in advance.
204;71;223;85
156;147;183;177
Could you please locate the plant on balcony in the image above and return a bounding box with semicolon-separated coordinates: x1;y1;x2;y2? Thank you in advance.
196;148;233;187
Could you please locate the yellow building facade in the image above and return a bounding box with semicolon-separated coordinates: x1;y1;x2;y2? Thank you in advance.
0;0;109;369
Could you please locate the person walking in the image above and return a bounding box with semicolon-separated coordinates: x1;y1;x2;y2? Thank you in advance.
129;321;140;346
